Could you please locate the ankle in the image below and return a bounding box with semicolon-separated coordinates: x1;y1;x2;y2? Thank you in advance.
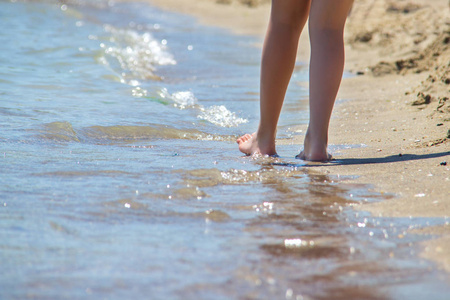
252;130;276;155
305;129;328;147
256;125;276;139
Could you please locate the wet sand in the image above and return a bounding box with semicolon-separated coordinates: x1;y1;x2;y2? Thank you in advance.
132;0;449;273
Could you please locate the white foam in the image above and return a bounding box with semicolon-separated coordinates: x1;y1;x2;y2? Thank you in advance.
132;87;147;97
198;105;248;128
158;88;248;127
172;91;198;107
158;88;198;108
102;25;176;80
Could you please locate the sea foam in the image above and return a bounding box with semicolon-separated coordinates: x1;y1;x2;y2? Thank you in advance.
101;25;176;81
198;105;248;128
158;88;248;127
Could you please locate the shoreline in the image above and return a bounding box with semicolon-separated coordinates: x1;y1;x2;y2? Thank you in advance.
138;0;449;272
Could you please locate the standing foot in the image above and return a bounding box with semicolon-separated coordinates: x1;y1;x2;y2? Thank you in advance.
295;150;332;162
295;131;332;162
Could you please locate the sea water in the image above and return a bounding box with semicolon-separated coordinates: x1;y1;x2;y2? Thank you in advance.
0;1;449;299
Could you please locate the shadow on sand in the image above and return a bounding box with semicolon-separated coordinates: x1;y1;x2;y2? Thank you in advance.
270;151;450;168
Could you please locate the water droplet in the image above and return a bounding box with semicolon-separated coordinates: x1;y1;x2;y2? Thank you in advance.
286;289;293;299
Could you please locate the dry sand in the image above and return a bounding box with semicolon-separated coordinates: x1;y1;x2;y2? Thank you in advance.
136;0;450;272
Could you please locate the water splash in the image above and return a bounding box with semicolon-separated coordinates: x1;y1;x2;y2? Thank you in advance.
198;105;248;127
98;23;248;128
157;88;248;127
101;25;176;81
172;91;198;107
158;88;198;109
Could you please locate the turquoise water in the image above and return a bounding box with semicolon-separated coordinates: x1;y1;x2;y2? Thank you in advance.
1;1;449;299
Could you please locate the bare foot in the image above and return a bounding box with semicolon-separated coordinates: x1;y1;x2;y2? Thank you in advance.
295;150;332;162
295;131;332;162
236;132;277;156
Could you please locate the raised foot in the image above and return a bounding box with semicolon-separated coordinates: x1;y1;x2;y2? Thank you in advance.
236;133;277;157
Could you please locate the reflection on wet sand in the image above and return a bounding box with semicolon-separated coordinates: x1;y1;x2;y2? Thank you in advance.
72;159;445;299
231;166;437;299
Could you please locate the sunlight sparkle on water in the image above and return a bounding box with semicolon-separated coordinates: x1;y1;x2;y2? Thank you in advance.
284;239;314;248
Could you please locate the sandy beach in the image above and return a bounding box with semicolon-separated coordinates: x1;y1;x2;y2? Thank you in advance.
138;0;450;272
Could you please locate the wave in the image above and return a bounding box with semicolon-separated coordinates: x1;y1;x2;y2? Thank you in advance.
36;122;236;143
37;121;80;142
83;125;203;141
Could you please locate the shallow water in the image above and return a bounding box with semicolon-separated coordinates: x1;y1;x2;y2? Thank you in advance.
1;1;449;299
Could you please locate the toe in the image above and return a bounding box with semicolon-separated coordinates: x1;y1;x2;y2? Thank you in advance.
237;134;252;144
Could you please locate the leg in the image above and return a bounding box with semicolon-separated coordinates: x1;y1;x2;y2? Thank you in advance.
297;0;353;161
237;0;311;156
